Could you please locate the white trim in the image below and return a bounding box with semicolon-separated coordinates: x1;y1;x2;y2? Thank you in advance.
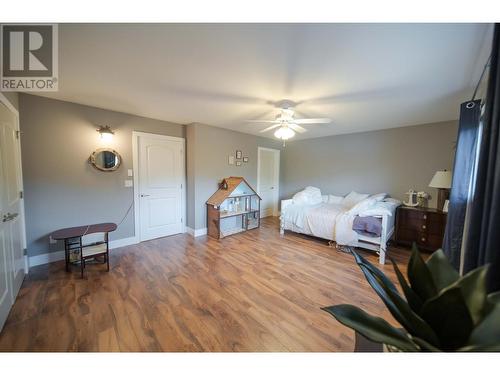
109;236;139;249
29;250;65;268
24;255;28;274
186;227;207;237
132;131;187;243
28;236;139;268
257;147;281;217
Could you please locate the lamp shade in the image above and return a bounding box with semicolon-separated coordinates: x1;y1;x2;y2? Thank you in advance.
429;170;452;189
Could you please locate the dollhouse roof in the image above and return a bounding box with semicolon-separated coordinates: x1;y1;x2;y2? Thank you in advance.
206;176;261;206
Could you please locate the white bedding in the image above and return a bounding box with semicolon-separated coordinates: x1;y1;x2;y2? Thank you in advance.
281;199;399;246
281;202;351;242
281;189;400;264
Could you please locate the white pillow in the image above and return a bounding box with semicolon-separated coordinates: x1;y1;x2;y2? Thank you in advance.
360;201;401;217
342;191;370;208
292;190;310;205
384;197;402;205
292;187;323;205
348;197;377;215
370;193;388;202
328;194;344;204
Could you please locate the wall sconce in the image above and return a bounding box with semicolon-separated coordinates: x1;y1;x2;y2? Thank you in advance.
97;125;114;142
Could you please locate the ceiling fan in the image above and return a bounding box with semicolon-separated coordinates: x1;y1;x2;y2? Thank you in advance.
246;103;331;144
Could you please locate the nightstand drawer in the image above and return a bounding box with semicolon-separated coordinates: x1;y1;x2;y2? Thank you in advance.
395;206;447;252
397;228;428;244
398;209;428;232
428;214;446;235
401;209;429;221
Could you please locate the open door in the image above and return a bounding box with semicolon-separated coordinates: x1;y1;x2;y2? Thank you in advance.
0;97;26;331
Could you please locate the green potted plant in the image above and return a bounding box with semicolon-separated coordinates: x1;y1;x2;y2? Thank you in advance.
322;245;500;351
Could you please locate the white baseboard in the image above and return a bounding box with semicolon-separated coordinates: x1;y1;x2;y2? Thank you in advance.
28;236;139;269
186;227;207;237
28;250;65;268
109;236;139;249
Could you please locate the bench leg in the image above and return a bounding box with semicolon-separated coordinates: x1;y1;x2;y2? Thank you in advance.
64;240;70;272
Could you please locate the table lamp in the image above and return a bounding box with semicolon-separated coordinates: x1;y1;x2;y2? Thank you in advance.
429;170;452;211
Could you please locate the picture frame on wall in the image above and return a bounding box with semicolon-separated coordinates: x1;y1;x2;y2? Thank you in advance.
236;150;242;159
228;155;235;165
236;161;242;166
243;157;249;162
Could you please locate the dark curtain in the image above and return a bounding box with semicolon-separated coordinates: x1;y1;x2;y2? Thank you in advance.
443;100;481;269
462;24;500;291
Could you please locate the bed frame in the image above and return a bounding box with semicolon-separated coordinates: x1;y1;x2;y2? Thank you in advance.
279;199;396;264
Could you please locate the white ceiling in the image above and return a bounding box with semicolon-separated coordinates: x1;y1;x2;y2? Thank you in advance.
34;23;492;140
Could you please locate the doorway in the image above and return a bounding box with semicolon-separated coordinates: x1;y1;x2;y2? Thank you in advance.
257;147;280;218
132;132;186;242
0;94;27;331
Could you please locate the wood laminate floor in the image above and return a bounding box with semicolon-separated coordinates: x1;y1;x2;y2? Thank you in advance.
0;217;413;352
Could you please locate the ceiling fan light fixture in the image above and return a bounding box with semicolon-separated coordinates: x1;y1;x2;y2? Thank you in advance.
274;126;295;140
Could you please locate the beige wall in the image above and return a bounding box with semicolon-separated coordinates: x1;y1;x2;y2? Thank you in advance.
18;92;458;255
281;121;458;208
187;123;281;229
19;94;184;256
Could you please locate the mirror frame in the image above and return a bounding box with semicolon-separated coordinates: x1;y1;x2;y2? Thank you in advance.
89;148;122;172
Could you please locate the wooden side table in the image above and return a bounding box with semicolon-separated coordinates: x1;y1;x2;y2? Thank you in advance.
394;206;447;252
51;223;117;278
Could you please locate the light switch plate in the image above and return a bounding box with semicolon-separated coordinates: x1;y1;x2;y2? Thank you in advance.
127;169;133;177
124;179;133;187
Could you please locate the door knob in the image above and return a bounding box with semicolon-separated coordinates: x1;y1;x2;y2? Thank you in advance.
140;194;150;197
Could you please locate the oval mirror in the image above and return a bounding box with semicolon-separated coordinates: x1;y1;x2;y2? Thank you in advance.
89;148;121;172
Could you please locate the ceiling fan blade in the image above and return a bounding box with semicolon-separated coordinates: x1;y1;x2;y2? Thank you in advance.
259;124;282;133
294;118;331;124
245;120;280;124
288;123;307;133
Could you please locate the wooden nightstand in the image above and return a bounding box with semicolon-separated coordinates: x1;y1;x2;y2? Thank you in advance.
394;206;447;252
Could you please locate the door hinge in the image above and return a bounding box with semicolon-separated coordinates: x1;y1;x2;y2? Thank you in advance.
16;130;22;139
19;191;23;199
181;217;183;223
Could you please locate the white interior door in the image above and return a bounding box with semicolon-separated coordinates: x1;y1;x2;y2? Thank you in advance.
0;100;25;331
258;147;280;218
137;134;184;241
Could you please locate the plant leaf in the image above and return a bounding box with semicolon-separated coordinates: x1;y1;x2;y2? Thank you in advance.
487;291;500;304
458;344;500;352
358;263;440;347
352;250;398;293
425;249;460;291
407;244;438;301
390;257;423;311
468;302;500;346
420;286;474;350
411;336;441;352
322;304;419;352
439;266;488;325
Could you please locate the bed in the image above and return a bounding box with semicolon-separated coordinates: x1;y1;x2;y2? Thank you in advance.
279;188;400;264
